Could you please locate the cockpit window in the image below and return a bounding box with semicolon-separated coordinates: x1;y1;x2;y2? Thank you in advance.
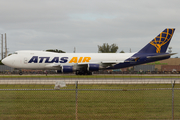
13;52;18;54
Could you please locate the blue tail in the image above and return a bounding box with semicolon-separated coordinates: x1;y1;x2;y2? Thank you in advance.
138;28;175;53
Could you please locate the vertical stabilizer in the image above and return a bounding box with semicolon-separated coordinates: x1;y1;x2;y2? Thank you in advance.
138;28;175;53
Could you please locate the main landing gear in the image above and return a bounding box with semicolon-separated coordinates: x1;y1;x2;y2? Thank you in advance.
75;71;92;75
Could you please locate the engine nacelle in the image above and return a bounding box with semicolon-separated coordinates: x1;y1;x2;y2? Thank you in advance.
61;66;73;73
88;64;99;71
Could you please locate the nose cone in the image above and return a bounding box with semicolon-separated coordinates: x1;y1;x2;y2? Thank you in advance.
2;57;12;67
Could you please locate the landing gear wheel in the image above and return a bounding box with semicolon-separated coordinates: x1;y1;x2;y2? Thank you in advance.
87;71;92;75
19;71;23;75
76;71;84;75
76;71;80;75
75;71;92;75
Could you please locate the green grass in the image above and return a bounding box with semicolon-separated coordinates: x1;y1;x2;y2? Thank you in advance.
1;74;180;79
0;84;180;119
0;84;180;89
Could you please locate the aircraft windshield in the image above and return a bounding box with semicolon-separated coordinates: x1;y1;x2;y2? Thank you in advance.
13;52;18;54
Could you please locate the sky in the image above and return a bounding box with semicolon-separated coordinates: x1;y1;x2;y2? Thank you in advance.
0;0;180;58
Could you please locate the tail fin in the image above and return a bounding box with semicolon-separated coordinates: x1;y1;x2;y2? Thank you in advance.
138;28;175;53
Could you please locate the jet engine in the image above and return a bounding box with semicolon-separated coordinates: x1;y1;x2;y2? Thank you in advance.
61;66;73;73
87;64;100;71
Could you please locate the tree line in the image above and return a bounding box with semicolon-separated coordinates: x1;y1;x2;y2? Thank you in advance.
98;43;124;53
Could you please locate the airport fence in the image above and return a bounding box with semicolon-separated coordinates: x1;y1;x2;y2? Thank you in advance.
0;74;180;120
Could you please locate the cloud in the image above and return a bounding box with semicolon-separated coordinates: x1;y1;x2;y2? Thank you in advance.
0;0;179;57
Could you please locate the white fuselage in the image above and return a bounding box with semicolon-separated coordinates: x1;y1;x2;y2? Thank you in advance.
2;50;134;70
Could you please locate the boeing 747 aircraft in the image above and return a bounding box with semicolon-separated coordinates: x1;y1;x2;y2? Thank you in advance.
2;28;176;75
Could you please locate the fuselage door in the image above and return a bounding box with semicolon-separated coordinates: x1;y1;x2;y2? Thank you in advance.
24;57;28;64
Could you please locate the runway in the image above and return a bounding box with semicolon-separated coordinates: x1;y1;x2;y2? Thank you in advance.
0;78;179;84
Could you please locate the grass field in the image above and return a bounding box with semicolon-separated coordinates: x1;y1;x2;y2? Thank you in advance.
1;74;180;79
0;84;180;89
0;84;180;120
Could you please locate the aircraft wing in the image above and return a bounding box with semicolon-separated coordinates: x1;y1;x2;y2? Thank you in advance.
101;61;124;64
45;64;61;68
44;61;125;68
77;61;124;65
82;61;124;65
77;61;125;69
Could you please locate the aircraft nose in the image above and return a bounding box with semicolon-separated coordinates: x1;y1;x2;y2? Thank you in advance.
2;57;11;66
2;58;7;65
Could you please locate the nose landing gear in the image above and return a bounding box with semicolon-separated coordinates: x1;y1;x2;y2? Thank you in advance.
19;70;23;75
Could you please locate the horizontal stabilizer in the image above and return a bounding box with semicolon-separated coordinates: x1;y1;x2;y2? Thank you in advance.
147;53;177;59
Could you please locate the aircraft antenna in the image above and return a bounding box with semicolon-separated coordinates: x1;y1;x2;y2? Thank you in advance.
74;47;76;53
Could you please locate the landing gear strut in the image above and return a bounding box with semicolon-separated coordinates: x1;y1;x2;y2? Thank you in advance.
76;71;92;75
